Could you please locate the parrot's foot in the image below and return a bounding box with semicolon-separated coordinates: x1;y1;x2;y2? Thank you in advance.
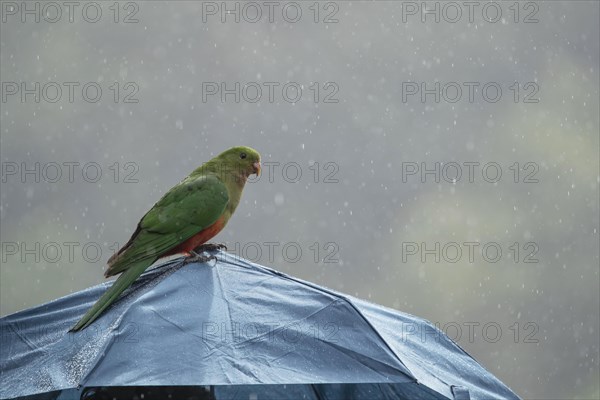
193;243;227;253
183;251;217;266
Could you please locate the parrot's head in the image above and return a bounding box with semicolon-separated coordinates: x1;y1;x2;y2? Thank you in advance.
216;146;261;179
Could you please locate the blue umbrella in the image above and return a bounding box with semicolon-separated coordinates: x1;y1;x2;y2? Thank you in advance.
1;253;519;399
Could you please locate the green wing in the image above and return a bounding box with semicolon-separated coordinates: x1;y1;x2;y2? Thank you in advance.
105;174;229;277
70;174;229;331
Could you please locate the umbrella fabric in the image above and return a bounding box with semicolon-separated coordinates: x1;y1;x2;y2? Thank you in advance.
0;253;520;400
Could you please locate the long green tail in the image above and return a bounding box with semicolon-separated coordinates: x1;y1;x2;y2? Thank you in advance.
69;259;154;332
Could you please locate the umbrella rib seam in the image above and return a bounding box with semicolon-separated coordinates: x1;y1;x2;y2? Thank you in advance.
229;256;417;381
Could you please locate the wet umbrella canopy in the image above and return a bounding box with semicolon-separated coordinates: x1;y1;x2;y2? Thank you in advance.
1;253;519;400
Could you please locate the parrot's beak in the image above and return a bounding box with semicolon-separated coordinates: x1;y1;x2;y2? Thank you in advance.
253;161;261;176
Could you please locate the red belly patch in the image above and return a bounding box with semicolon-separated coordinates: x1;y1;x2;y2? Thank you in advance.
164;216;227;256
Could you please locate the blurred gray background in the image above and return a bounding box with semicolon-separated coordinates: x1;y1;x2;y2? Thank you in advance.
1;1;598;398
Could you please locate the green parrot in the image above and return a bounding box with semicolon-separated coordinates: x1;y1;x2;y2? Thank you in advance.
70;146;261;331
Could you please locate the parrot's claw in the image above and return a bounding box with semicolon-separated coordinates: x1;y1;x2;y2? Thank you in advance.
183;251;217;266
184;243;225;267
193;243;227;252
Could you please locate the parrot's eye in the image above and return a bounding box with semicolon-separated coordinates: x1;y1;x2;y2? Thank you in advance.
240;152;247;159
